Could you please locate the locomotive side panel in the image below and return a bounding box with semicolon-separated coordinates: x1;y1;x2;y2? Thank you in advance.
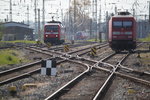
108;18;113;47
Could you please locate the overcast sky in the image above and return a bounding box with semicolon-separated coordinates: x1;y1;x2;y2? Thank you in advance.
0;0;149;24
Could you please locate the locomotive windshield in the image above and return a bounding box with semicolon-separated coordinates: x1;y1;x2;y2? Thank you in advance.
113;21;122;28
45;25;59;32
113;21;132;28
123;21;132;28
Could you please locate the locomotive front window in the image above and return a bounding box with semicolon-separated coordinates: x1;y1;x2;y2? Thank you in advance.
123;21;132;28
113;21;122;28
113;21;133;28
45;25;59;32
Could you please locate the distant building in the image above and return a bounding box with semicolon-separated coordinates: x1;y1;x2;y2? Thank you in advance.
1;22;34;41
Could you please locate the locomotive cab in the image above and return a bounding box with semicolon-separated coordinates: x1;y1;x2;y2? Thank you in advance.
108;12;136;51
44;20;65;44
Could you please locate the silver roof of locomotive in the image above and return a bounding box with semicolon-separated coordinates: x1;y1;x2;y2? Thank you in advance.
45;23;61;25
112;12;134;18
45;20;62;26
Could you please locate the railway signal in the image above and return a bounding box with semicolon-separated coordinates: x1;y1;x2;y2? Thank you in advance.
41;59;57;76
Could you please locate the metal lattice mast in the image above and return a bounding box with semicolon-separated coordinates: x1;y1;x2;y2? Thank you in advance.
73;0;76;35
148;1;150;23
27;5;29;25
92;0;97;41
68;0;71;35
43;0;45;26
42;0;45;42
99;0;101;24
34;0;37;35
10;0;12;21
38;9;41;41
99;0;101;42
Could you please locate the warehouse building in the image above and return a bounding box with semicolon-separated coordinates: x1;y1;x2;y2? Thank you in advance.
1;22;33;41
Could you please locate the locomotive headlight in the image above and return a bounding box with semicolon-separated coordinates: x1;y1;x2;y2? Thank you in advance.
56;35;58;37
46;35;48;37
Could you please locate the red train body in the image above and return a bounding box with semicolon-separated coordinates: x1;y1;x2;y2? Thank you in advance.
108;12;136;51
44;20;65;44
75;31;88;40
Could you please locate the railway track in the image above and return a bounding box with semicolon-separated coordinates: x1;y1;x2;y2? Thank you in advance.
0;42;104;86
45;68;109;100
0;42;149;99
68;43;108;56
0;61;41;86
93;52;150;100
45;50;149;100
30;41;102;52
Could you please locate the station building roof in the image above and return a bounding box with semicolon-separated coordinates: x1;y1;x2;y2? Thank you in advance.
1;21;33;30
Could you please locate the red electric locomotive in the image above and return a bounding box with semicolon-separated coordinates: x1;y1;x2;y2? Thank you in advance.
44;20;65;44
108;12;136;52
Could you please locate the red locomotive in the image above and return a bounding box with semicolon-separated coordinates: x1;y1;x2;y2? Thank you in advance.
44;20;65;44
75;31;88;40
108;12;136;52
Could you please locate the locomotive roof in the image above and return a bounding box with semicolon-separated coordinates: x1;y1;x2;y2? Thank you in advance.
111;15;135;19
47;20;62;24
45;20;62;26
45;23;61;25
112;11;134;18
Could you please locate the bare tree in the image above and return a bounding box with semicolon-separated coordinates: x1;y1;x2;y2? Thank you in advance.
68;0;91;32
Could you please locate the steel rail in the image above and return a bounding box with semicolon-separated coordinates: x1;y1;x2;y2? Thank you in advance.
75;44;108;56
45;42;100;51
118;49;150;76
115;72;150;86
93;51;150;100
27;43;108;60
119;64;150;76
0;69;40;86
25;47;53;56
0;58;66;86
68;43;108;55
0;60;41;76
0;56;76;85
0;42;107;86
45;60;90;100
93;53;129;100
0;49;89;86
